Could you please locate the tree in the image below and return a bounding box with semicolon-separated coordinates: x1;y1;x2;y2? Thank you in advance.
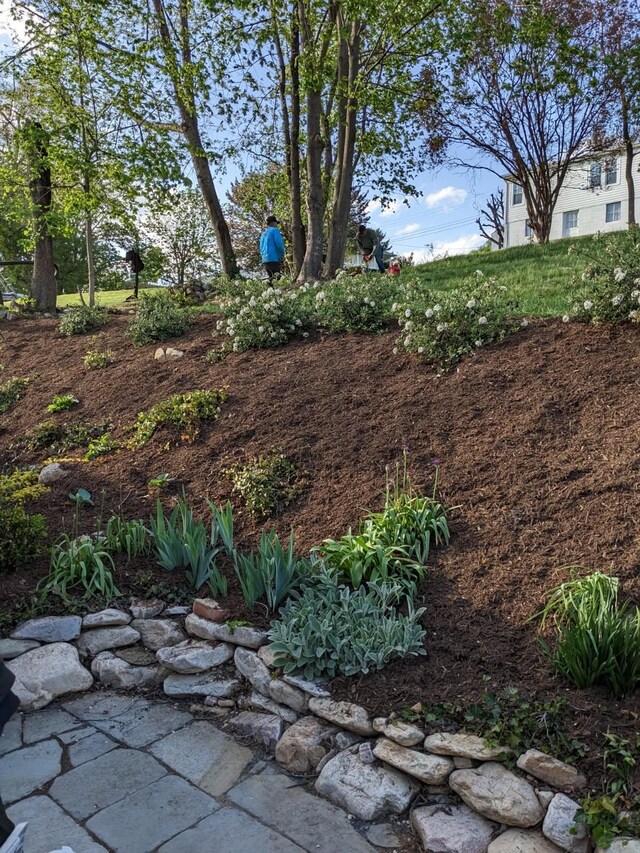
476;188;504;249
422;0;611;243
23;121;56;309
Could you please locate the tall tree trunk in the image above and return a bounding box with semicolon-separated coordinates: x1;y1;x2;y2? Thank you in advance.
25;122;57;311
86;211;96;307
299;88;325;280
622;97;636;227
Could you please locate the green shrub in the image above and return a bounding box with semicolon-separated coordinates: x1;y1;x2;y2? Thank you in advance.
268;574;426;679
536;570;640;698
127;291;191;345
233;529;312;611
20;421;111;455
0;377;29;413
58;306;107;336
47;393;79;413
569;229;640;324
104;516;148;560
0;471;47;574
0;469;48;505
85;433;118;460
44;534;119;600
83;349;115;369
312;273;395;332
128;389;226;447
226;453;300;517
395;273;517;366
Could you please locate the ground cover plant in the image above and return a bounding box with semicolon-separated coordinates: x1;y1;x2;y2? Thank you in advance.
226;452;301;517
128;388;227;446
127;291;192;345
47;393;79;413
58;306;108;336
15;421;112;457
83;348;115;369
0;470;48;575
0;377;29;413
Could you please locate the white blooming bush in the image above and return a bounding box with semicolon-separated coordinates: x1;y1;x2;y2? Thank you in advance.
394;273;517;366
569;230;640;325
312;274;396;333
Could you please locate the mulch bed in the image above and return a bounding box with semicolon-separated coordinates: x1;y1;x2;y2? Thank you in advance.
1;311;639;788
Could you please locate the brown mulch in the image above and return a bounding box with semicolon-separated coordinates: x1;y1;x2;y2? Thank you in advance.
1;312;640;786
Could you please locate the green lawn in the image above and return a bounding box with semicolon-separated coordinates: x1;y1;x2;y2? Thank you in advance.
57;289;154;308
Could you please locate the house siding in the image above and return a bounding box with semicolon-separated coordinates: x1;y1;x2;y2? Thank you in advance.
504;151;638;248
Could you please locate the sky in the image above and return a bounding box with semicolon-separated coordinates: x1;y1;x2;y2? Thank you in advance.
0;10;501;265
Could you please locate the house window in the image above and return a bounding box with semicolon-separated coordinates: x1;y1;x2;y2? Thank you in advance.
606;201;621;223
512;184;523;205
563;210;579;237
590;163;601;188
525;220;533;237
605;159;618;185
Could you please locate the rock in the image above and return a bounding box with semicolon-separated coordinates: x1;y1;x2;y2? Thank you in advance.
157;640;234;673
489;828;565;852
308;697;375;736
82;609;132;628
11;616;82;644
449;762;544;827
424;732;511;761
315;746;420;820
249;690;298;723
154;347;166;361
234;647;272;694
373;717;424;747
164;606;189;616
218;699;235;708
115;647;157;666
517;749;587;792
537;791;555;810
91;652;161;689
38;463;68;484
76;626;141;657
366;824;401;849
374;738;454;784
164;347;184;361
257;644;280;669
269;679;308;712
185;614;267;648
0;639;41;660
275;716;339;774
359;742;376;764
454;756;475;769
335;731;364;750
282;674;331;698
231;712;284;751
7;643;93;710
129;598;164;619
131;618;185;651
541;794;589;853
315;747;338;774
412;803;499;853
163;672;240;699
597;841;640;853
192;598;229;623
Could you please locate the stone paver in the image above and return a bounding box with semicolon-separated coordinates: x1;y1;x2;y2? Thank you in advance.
0;739;62;804
49;748;167;819
22;708;83;744
62;690;192;747
228;769;375;853
150;720;252;796
85;775;217;852
159;806;305;853
67;730;118;767
0;714;22;755
6;795;107;853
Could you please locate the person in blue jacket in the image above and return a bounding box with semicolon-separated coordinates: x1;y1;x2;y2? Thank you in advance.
259;215;286;282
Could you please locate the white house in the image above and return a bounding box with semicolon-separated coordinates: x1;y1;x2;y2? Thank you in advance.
504;148;638;248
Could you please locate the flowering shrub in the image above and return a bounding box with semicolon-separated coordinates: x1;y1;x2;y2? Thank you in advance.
569;231;640;325
394;273;517;366
312;274;395;333
128;291;191;345
216;283;313;352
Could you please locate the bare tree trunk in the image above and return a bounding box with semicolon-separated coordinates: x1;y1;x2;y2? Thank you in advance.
86;211;96;307
622;97;636;227
25;122;57;311
299;88;325;280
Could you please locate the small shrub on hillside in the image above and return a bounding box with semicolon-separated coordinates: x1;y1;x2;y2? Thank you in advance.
0;469;48;505
226;453;300;517
85;433;118;460
569;229;640;324
395;273;517;367
128;389;226;447
47;393;79;413
0;377;29;413
58;306;107;336
312;274;395;332
0;469;47;575
44;534;119;600
127;291;191;345
217;283;312;352
19;421;111;455
268;574;426;679
83;349;115;369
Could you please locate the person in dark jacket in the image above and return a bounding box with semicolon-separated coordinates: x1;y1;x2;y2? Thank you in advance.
259;215;286;282
0;660;19;844
357;224;385;272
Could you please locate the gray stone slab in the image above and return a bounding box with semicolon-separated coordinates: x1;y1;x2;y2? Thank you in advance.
150;720;252;796
48;747;167;820
68;731;118;767
86;774;217;852
7;795;107;853
0;639;40;660
158;806;305;853
0;739;62;804
0;714;22;755
58;724;95;745
22;708;83;744
228;770;376;853
62;690;192;747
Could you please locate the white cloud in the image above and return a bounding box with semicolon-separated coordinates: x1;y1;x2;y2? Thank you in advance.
425;186;467;210
413;233;485;264
365;199;381;216
0;6;26;44
396;223;421;236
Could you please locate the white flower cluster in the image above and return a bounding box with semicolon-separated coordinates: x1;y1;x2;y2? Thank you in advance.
217;283;309;352
614;268;626;283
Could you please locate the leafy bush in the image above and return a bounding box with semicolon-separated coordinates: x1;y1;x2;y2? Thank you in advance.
268;574;426;679
104;516;148;560
233;529;312;611
312;274;395;332
395;273;517;366
43;535;119;600
0;470;48;575
216;283;312;352
128;389;226;447
127;291;191;345
58;306;107;336
569;229;640;325
47;393;79;413
536;570;640;698
85;433;118;460
83;349;115;369
0;469;48;505
226;453;300;517
20;421;111;455
0;377;29;413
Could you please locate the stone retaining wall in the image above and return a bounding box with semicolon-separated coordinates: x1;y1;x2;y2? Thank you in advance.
3;600;639;853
